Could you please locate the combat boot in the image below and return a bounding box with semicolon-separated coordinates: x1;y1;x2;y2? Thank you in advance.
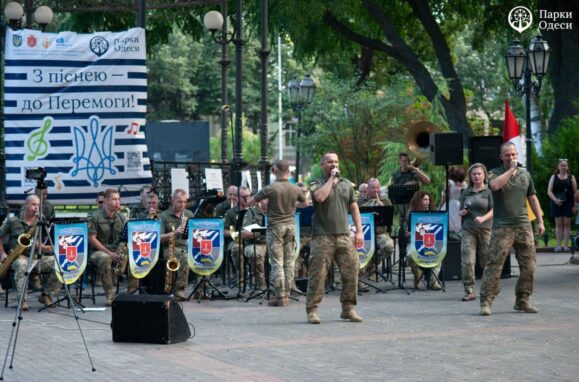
306;308;320;324
21;300;30;311
268;297;284;307
513;301;538;313
340;305;363;322
479;305;491;316
38;293;53;306
105;291;116;306
31;274;42;291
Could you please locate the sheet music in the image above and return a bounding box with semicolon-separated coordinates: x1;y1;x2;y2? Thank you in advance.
243;223;266;232
205;168;224;192
256;171;262;191
171;168;189;198
241;170;252;191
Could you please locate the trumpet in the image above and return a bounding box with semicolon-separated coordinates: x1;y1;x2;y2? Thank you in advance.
149;209;158;219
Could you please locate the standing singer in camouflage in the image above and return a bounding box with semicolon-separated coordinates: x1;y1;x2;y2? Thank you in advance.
459;163;493;302
306;152;364;324
479;143;544;316
249;160;307;307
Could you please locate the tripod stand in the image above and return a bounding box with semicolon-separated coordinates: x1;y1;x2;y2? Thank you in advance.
358;206;395;293
388;184;419;294
1;200;95;380
187;274;230;302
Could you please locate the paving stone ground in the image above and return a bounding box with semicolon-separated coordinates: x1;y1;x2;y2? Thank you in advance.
0;251;577;381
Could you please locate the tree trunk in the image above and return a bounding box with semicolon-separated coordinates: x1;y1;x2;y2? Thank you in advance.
539;0;579;132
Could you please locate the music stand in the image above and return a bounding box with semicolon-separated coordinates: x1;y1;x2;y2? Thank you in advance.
193;196;226;218
358;206;394;292
387;184;419;294
244;227;272;303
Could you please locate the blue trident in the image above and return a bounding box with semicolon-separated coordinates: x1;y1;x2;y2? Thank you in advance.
72;116;116;187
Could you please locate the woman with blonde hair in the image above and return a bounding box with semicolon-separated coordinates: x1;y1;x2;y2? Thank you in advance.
459;163;493;301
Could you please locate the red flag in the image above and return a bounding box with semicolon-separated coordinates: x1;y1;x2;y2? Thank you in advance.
503;99;525;165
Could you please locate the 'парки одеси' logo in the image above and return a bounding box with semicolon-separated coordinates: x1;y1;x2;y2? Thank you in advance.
508;6;533;33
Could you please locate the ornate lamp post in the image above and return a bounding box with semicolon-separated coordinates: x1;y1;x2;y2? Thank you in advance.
505;33;550;173
287;74;315;180
204;2;244;186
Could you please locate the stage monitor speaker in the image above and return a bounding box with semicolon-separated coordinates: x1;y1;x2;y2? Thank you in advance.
430;132;463;165
469;136;502;170
441;240;462;281
112;294;191;344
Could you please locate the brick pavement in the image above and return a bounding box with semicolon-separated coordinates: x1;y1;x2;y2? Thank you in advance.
0;251;577;381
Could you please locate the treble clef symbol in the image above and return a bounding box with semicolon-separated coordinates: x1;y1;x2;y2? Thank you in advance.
26;117;53;161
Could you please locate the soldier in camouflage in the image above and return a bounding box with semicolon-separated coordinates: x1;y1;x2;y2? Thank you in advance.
159;189;193;299
249;160;307;307
479;142;544;316
88;188;127;306
306;152;364;324
357;178;394;290
458;163;493;302
224;187;267;292
0;195;61;311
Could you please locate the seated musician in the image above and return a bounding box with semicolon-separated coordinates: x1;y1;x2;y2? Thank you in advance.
357;178;394;290
159;189;193;300
215;185;238;217
87;188;127;306
134;193;160;220
131;185;154;219
224;186;267;291
0;195;61;311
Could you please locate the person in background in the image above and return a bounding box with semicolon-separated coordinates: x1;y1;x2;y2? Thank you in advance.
547;159;576;252
357;183;368;203
215;185;238;218
441;167;467;238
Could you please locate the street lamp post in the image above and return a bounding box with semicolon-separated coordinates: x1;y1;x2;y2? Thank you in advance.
287;74;315;181
204;1;244;186
505;33;550;173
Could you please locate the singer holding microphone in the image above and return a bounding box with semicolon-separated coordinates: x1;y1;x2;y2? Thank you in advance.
306;152;364;324
479;142;544;316
458;163;493;302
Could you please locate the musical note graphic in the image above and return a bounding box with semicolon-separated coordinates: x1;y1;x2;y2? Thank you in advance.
127;122;139;135
26;117;53;161
54;175;63;191
72;116;116;187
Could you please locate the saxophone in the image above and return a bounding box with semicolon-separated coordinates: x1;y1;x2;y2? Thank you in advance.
164;224;180;294
0;226;35;279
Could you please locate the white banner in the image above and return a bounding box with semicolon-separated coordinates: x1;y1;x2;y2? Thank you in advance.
3;27;151;204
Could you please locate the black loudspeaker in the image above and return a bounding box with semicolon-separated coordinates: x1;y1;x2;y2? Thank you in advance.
469;136;502;170
430;132;464;165
441;240;462;281
475;253;511;279
112;294;191;344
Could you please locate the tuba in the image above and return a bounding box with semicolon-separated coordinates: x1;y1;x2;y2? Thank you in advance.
0;226;35;279
164;224;180;294
405;121;439;167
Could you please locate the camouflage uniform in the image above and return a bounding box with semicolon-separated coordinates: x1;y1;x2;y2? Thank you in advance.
215;200;233;218
159;208;194;294
480;166;537;309
358;197;394;279
460;186;493;295
254;179;306;298
87;209;127;297
0;216;61;303
306;177;358;312
224;206;267;290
